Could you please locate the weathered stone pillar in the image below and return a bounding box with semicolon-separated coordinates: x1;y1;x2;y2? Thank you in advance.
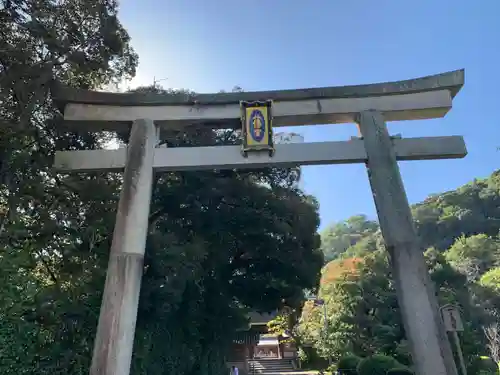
356;110;458;375
89;119;157;375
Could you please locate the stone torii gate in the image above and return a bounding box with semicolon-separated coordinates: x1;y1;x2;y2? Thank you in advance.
52;69;466;375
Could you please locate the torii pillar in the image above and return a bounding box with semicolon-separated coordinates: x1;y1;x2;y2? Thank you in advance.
357;110;458;375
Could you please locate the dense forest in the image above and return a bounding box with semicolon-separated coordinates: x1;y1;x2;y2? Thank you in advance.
292;171;500;374
0;1;324;375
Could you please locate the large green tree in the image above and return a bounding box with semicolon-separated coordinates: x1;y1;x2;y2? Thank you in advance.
320;215;379;262
129;120;323;374
444;234;500;282
299;250;486;369
124;87;324;375
0;8;324;372
310;171;500;372
1;1;136;374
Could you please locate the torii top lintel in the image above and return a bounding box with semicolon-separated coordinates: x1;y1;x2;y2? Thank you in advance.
51;69;464;132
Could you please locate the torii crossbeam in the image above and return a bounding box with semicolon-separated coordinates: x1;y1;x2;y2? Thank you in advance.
52;69;466;375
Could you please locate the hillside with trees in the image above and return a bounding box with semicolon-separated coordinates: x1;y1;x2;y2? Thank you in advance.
321;171;500;261
299;171;500;374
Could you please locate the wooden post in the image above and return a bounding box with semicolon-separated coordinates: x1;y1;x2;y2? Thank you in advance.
452;331;467;375
441;305;467;375
89;119;157;375
356;110;458;375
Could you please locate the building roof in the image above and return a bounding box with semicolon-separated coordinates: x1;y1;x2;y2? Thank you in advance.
248;311;278;326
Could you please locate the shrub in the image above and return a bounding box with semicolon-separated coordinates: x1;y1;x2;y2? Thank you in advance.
297;348;308;363
327;363;338;374
337;355;362;375
387;368;414;375
357;355;403;375
469;356;498;375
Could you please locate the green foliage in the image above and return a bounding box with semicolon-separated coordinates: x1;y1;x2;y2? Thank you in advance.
296;346;327;370
411;173;500;252
0;0;137;373
357;355;403;375
106;92;323;374
468;356;499;375
267;309;301;345
480;268;500;291
337;354;361;375
386;368;414;375
319;172;500;268
320;215;379;261
444;234;500;281
0;6;323;375
4;0;500;372
298;251;409;363
304;171;500;369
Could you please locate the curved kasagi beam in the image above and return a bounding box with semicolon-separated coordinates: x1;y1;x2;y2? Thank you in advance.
51;69;464;131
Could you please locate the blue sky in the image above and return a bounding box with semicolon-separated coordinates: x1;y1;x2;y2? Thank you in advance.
118;0;499;230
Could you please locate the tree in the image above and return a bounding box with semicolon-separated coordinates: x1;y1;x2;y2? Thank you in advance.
320;215;379;261
411;173;500;251
444;234;500;282
1;1;137;374
119;88;324;375
319;171;500;264
479;267;500;293
483;324;500;371
478;268;500;371
356;354;405;375
300;242;490;368
297;251;408;363
309;171;500;371
337;355;362;375
1;74;324;375
0;4;324;373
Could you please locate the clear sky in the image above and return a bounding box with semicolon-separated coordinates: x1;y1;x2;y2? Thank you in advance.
118;0;499;230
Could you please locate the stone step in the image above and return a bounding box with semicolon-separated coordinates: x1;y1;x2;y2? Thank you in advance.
251;369;295;371
250;363;294;367
252;367;295;371
248;359;295;374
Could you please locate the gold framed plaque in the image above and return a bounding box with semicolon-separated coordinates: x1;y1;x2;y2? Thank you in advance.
240;100;275;157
